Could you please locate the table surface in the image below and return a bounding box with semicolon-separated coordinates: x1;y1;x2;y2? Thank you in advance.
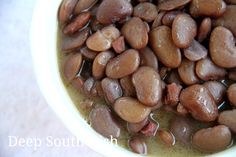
0;0;104;157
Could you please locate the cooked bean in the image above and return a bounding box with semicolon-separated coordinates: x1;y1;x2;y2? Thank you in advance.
80;46;97;60
90;18;104;32
132;66;162;106
92;81;104;97
158;0;191;11
140;47;158;70
227;83;236;106
101;78;123;104
141;120;159;137
133;2;158;22
190;0;226;18
170;116;195;145
86;25;120;51
180;84;218;122
176;103;189;116
172;14;197;48
229;68;236;80
63;12;91;35
58;0;78;25
143;21;150;33
83;77;95;96
96;0;133;24
166;70;184;85
157;130;175;146
192;125;232;153
213;5;236;36
74;0;98;14
120;76;136;97
224;0;236;4
121;17;148;49
127;118;149;133
129;136;147;155
196;57;227;81
71;76;84;91
164;83;182;106
79;99;94;109
150;26;181;68
198;18;212;42
152;12;165;29
112;36;126;54
106;49;140;79
114;97;151;123
89;105;121;138
162;11;181;27
63;53;82;81
62;27;90;51
203;81;226;104
218;109;236;133
183;40;208;61
92;51;115;79
178;58;200;85
209;26;236;68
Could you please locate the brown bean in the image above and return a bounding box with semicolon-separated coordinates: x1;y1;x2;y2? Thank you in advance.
83;77;95;96
229;68;236;80
133;2;158;22
79;99;94;109
164;83;182;106
62;27;90;51
140;47;158;70
71;76;84;91
162;11;181;27
196;57;227;81
141;120;159;137
170;116;195;145
166;70;184;85
183;40;208;61
178;58;200;85
143;21;150;33
121;17;148;49
227;83;236;106
213;5;236;37
80;46;97;60
96;0;133;24
101;78;123;104
210;26;236;68
89;105;121;138
198;18;212;42
86;25;120;52
157;130;175;146
218;109;236;133
112;36;126;54
203;81;226;104
129;136;147;155
114;97;151;123
158;0;191;11
92;51;115;79
58;0;78;25
127;118;149;133
190;0;226;18
172;14;197;48
63;53;82;81
132;66;162;106
180;84;218;122
106;49;140;79
120;76;136;97
152;12;165;29
150;26;181;68
90;18;104;32
63;12;91;35
177;103;189;116
74;0;98;14
192;125;232;153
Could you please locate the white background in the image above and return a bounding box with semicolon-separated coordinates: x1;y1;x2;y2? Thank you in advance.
0;0;104;156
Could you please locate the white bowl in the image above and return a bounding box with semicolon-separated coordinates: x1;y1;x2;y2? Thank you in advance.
30;0;236;156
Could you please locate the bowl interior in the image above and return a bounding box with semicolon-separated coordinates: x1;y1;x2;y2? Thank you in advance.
30;0;236;157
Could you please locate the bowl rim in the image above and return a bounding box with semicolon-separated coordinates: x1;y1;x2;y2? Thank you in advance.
30;0;236;157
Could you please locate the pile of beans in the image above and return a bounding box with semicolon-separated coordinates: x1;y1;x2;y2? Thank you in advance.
58;0;236;155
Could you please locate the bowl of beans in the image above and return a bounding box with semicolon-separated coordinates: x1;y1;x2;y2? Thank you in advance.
31;0;236;156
